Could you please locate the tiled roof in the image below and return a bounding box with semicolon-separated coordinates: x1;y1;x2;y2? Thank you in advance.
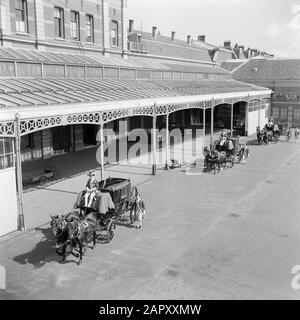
0;78;267;109
221;60;246;72
233;58;300;80
128;57;230;75
213;51;234;63
130;30;212;62
162;63;230;75
0;47;142;68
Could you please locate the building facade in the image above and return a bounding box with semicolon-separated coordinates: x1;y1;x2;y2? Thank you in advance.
230;57;300;128
0;0;272;236
0;0;128;56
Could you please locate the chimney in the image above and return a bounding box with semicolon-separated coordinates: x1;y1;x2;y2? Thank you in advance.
224;40;231;48
246;48;251;58
198;35;206;42
128;19;134;33
171;31;176;41
187;35;191;45
152;26;157;38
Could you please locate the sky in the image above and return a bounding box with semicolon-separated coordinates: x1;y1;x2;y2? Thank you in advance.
126;0;300;57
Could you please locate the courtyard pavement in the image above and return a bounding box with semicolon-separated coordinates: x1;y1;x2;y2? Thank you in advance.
0;135;300;299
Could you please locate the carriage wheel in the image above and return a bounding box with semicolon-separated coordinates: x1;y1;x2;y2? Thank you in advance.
106;221;116;242
227;158;234;168
130;205;136;224
39;176;48;186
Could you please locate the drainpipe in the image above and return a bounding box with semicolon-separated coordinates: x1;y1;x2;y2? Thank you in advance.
33;0;39;49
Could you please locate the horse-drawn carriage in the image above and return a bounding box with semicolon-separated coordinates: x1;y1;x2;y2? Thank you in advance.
257;123;282;145
204;136;248;174
50;177;145;264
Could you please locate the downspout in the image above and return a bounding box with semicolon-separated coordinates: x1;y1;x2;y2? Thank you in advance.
33;0;39;49
102;0;105;55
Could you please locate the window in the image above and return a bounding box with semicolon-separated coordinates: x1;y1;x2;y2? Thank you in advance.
86;14;94;42
294;108;300;120
111;20;119;46
0;138;14;170
15;0;28;33
280;108;288;119
54;7;64;38
272;107;279;118
71;11;80;40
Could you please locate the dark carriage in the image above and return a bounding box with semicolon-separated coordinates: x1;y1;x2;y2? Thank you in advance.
213;138;240;167
74;177;138;241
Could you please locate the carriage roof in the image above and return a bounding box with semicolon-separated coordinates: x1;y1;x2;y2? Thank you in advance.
98;177;131;193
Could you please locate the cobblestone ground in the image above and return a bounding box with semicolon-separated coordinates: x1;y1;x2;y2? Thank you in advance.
0;137;300;299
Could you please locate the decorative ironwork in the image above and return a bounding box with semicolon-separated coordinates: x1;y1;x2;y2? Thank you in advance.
102;109;131;124
0;121;15;137
19;117;62;136
132;106;155;117
66;113;101;125
168;103;188;114
154;105;168;116
0;94;272;137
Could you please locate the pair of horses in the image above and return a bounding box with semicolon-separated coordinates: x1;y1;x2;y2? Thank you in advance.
203;146;228;174
50;191;146;265
257;130;279;145
50;210;99;265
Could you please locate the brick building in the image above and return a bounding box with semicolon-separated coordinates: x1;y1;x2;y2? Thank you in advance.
0;0;272;236
0;0;128;57
229;57;300;128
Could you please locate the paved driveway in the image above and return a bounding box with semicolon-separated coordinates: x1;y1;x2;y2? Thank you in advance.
1;138;300;299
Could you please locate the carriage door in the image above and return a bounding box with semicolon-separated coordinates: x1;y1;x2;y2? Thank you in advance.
0;138;18;237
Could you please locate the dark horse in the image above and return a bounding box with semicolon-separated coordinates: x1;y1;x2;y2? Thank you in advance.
203;146;227;174
50;211;97;265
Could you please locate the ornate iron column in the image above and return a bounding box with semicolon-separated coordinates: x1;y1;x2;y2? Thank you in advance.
99;119;105;181
152;114;157;175
165;111;169;170
15;114;25;231
203;106;206;147
230;102;234;137
210;99;215;146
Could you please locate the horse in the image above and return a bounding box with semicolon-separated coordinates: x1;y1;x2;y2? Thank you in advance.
66;213;98;264
50;214;76;263
203;147;226;174
50;210;95;264
130;191;146;229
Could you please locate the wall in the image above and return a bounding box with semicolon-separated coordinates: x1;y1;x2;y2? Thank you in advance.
0;167;18;237
0;0;125;57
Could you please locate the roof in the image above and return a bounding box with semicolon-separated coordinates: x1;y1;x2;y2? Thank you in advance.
233;58;300;81
0;47;231;77
130;30;212;63
0;78;269;110
0;47;144;69
128;57;230;75
221;60;247;72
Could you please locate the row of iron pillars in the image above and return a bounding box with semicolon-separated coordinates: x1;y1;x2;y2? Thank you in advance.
14;102;253;231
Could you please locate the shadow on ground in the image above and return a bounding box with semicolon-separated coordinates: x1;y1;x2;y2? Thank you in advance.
12;227;62;268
